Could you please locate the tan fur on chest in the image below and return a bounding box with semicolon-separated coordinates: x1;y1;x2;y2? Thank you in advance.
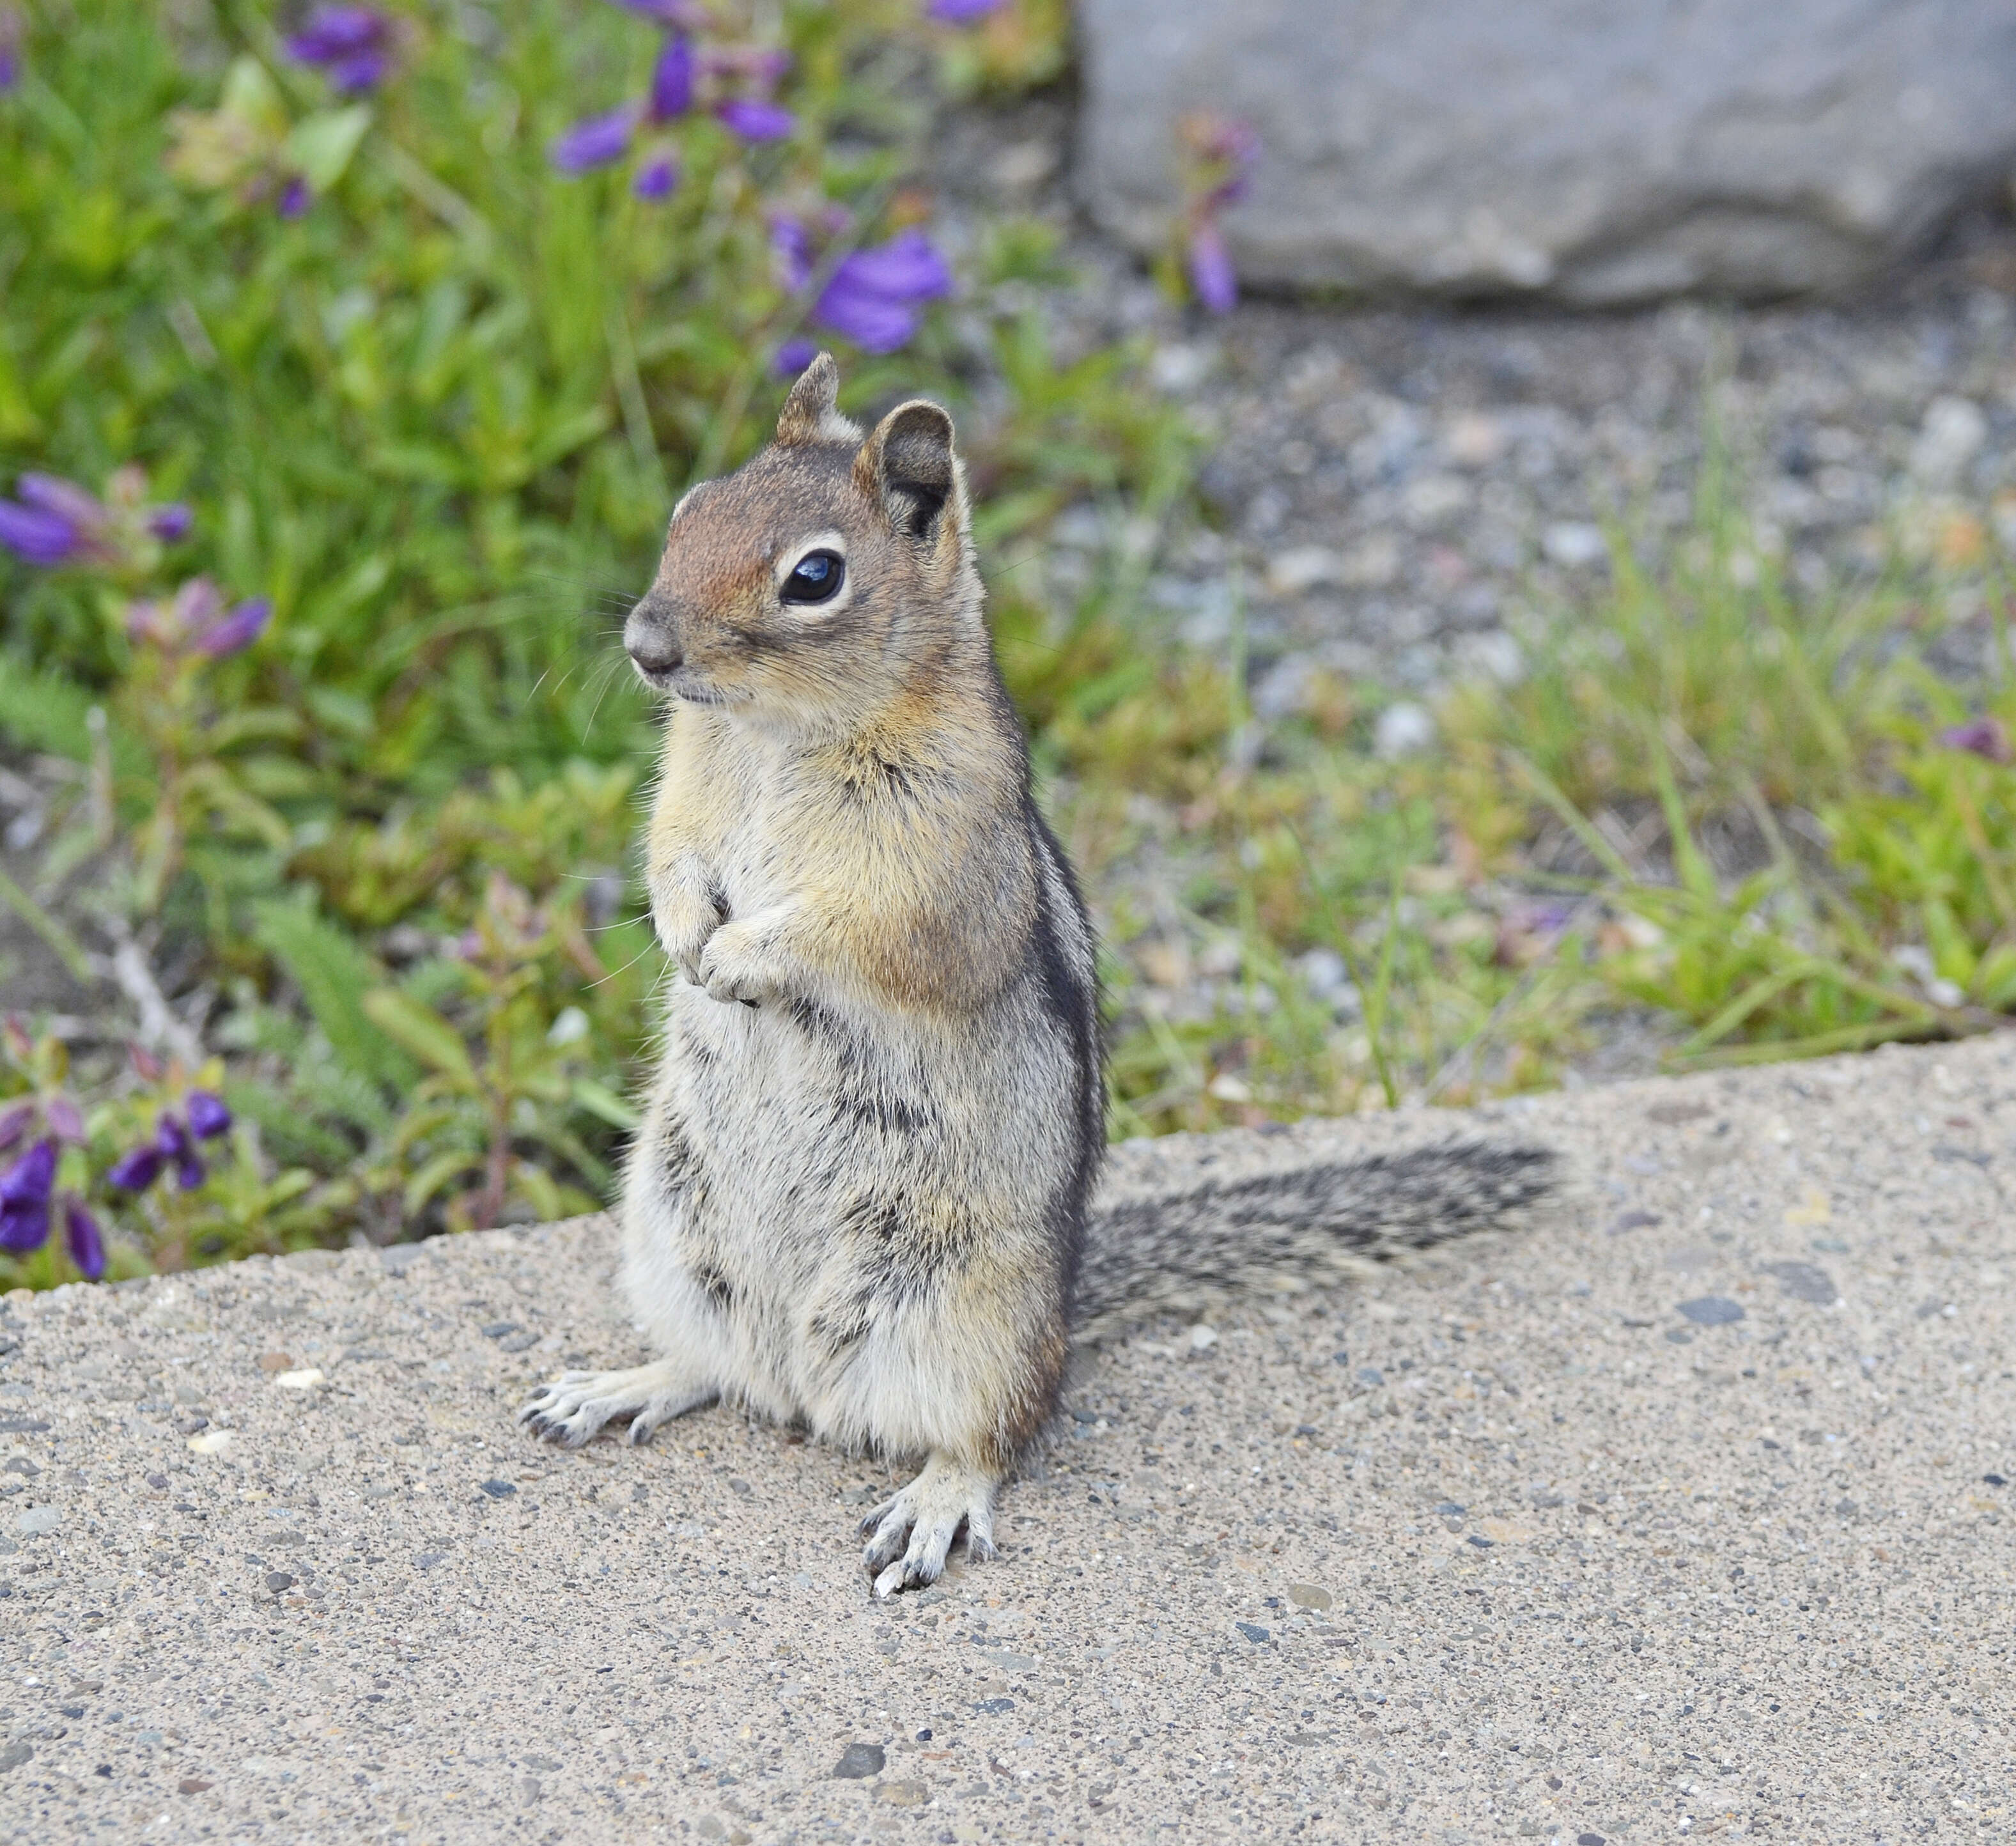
649;672;1035;1014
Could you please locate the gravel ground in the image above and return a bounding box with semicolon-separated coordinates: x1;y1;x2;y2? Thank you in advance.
945;104;2016;715
3;1031;2012;1843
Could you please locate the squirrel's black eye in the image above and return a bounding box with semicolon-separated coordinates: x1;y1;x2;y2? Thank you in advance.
780;549;845;605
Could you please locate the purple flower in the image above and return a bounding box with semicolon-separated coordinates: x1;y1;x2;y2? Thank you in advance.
127;575;219;649
146;503;194;543
832;230;952;300
285;6;392;93
0;471;189;570
107;1142;162;1191
813;283;925;354
1;1136;52;1206
155;1114;206;1192
1186;221;1237;314
63;1198;105;1280
0;499;78;566
44;1097;83;1144
926;0;1005;20
1939;717;2014;766
0;1102;31;1151
0;1138;54;1255
127;578;269;658
550;107;639;174
810;229;952;354
632;155;679;201
0;473;104;566
191;596;271;658
647;33;694;123
186;1091;231;1140
714;98;794;142
277;176;312;219
773;337;818;378
0;1191;45;1253
0;8;19;93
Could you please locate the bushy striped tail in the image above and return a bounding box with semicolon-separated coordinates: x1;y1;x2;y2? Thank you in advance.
1071;1130;1560;1337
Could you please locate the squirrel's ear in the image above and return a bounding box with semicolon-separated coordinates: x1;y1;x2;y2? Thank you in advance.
855;399;961;542
774;352;853;447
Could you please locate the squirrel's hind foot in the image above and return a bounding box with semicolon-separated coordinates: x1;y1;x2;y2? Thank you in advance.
860;1454;1000;1599
518;1361;716;1448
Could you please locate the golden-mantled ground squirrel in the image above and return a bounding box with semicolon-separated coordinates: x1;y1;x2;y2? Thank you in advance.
520;355;1555;1595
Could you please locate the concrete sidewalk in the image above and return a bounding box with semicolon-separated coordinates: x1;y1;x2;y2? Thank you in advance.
1;1035;2012;1844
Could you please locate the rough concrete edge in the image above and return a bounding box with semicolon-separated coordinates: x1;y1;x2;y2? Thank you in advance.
24;1035;2002;1317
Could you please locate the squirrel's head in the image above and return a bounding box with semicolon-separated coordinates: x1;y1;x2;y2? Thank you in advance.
624;352;981;730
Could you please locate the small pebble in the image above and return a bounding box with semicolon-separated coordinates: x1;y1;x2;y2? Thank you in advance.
1676;1296;1745;1326
1758;1260;1836;1305
832;1742;884;1779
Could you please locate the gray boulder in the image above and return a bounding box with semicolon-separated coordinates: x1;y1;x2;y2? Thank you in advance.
1076;0;2016;303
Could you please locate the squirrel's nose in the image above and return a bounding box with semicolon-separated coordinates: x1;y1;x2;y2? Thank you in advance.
624;598;684;676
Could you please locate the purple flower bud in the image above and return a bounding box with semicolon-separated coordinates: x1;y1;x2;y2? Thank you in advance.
550;107;639;174
146;502;194;543
0;12;19;95
191;596;272;658
44;1097;83;1144
811;280;923;355
1;1138;54;1206
286;6;391;91
773;337;818;378
186;1091;231;1140
64;1197;105;1281
0;1195;47;1255
287;4;384;56
1186;221;1237;314
325;48;387;94
1938;717;2014;765
647;33;694;123
833;229;952;302
107;1143;164;1192
277;176;313;219
926;0;1006;20
808;231;953;354
632;155;679;201
714;98;795;143
1;1141;54;1253
0;499;81;567
0;1102;30;1152
150;1111;206;1191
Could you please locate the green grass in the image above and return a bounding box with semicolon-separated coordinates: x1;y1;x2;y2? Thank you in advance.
1055;451;2015;1135
4;1;2013;1287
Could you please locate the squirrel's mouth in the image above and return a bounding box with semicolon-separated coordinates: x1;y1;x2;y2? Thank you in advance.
650;665;745;708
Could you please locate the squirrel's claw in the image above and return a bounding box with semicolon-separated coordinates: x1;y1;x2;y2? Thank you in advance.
516;1361;717;1449
860;1455;1000;1597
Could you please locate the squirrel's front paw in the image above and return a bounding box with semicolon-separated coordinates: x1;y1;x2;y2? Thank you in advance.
696;920;783;1007
655;892;722;986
